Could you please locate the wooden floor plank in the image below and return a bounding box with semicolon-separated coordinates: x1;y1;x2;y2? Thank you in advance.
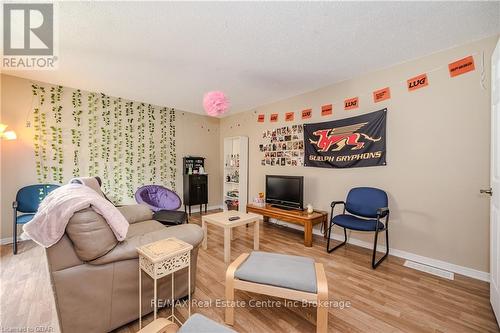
1;210;498;333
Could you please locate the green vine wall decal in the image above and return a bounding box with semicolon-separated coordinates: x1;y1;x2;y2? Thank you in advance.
136;103;146;186
50;86;64;183
32;84;43;182
160;107;168;185
31;83;177;203
148;104;156;182
112;97;124;202
124;101;134;198
101;93;112;193
39;87;48;181
169;108;177;191
71;90;83;177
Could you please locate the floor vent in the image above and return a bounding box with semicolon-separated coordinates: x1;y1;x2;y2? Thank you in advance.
404;260;455;280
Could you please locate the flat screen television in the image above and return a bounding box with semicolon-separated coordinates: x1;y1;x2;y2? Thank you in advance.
265;175;304;210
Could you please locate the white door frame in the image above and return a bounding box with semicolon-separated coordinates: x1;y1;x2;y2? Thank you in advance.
490;37;500;324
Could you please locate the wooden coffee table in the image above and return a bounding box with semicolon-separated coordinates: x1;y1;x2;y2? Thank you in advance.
246;204;328;247
201;211;260;263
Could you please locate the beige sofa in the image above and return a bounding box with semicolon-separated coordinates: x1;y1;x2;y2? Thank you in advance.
45;204;204;333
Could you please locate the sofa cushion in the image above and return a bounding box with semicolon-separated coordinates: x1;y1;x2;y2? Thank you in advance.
234;251;317;293
117;204;153;224
66;208;118;261
178;314;237;333
89;223;204;265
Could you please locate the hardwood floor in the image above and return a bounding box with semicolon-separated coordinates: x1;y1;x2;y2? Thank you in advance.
1;210;498;333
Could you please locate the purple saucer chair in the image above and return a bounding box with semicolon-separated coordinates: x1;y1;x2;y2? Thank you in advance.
135;185;188;225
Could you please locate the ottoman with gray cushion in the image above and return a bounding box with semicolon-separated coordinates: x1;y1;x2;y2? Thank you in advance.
179;314;237;333
234;251;318;293
225;251;329;333
138;314;238;333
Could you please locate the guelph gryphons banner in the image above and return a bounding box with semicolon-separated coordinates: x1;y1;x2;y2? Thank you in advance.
303;109;387;168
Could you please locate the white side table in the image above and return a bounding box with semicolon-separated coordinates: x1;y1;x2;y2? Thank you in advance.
202;211;260;263
137;237;193;329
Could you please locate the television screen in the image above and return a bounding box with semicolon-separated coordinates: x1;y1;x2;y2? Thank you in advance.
266;175;303;210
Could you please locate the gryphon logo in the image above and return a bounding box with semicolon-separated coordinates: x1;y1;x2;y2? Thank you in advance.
3;3;53;56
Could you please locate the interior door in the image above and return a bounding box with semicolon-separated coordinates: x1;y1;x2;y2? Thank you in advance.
490;37;500;324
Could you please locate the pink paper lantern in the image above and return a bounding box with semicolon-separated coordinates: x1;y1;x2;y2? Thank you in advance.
203;91;230;116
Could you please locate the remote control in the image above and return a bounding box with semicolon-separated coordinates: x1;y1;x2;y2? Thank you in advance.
228;216;240;221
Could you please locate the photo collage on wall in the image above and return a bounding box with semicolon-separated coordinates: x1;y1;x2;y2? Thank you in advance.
259;125;304;167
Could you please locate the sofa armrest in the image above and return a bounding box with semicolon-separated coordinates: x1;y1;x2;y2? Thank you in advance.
89;224;204;265
117;204;153;224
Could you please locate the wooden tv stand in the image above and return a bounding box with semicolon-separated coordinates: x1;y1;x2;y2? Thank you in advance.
246;204;328;247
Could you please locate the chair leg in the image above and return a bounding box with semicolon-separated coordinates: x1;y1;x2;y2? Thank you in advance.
13;224;17;255
12;210;18;255
225;278;235;326
372;228;389;269
326;223;347;253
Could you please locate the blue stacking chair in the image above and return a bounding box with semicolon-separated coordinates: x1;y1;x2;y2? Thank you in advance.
327;187;390;268
12;184;59;254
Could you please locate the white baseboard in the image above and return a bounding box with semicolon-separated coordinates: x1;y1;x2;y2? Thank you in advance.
1;237;17;245
266;219;490;282
186;205;222;214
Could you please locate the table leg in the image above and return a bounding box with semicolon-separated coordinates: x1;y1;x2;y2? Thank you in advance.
154;278;157;320
202;219;207;250
323;215;328;238
304;220;313;247
230;228;235;241
139;265;142;329
188;255;191;318
171;272;174;320
224;227;231;263
254;220;260;250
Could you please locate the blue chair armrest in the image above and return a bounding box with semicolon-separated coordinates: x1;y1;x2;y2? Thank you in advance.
377;207;390;229
330;201;345;208
377;207;389;217
12;201;18;209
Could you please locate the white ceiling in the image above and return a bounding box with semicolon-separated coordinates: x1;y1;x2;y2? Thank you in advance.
5;1;500;115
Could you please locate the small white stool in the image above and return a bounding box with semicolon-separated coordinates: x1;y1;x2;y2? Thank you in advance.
137;238;193;329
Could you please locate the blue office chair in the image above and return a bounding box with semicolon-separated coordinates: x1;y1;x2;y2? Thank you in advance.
12;184;59;254
327;187;390;268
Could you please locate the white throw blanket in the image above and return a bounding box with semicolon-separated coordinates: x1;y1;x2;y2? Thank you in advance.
23;183;129;248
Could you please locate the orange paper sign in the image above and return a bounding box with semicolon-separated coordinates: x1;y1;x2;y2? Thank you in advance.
373;87;391;103
448;56;475;77
257;114;265;123
321;104;333;116
407;74;428;91
285;112;294;122
344;97;359;110
270;113;278;122
301;109;312;119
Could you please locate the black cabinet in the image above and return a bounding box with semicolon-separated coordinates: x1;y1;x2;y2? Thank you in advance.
183;174;208;215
